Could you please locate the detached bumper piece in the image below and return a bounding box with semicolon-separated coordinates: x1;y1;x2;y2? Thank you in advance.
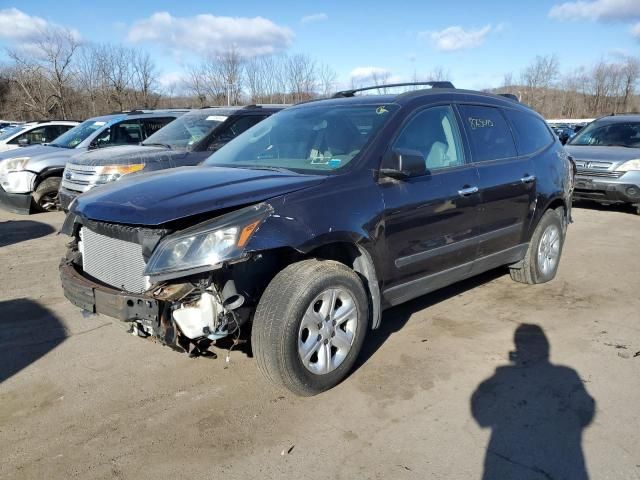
60;261;159;322
573;177;640;204
0;186;32;214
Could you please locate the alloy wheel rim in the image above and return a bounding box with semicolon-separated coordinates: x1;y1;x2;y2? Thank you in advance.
39;192;59;211
298;288;358;375
537;224;561;276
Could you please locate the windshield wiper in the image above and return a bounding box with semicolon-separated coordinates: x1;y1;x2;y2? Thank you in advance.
242;165;296;173
143;142;172;149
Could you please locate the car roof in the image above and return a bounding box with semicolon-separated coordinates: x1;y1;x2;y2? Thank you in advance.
85;110;190;122
592;114;640;124
290;88;535;114
197;105;288;115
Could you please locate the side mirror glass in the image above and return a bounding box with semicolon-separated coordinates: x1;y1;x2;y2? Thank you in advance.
380;148;427;179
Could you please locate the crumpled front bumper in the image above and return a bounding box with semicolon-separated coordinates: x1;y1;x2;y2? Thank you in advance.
59;260;159;322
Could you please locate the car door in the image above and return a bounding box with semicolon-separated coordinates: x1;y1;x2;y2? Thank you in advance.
456;104;535;259
380;104;482;305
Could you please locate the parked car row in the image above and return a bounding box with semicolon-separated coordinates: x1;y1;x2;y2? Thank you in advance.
53;82;576;395
0;110;188;213
59;105;286;210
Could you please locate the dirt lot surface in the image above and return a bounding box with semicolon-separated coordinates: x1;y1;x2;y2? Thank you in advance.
0;205;639;479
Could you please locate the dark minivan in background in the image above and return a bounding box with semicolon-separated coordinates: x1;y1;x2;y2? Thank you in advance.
60;83;573;396
59;105;286;210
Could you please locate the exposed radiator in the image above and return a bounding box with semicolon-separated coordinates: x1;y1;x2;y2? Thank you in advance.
81;227;148;293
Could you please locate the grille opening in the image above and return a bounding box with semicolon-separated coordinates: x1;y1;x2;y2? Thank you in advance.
81;227;148;293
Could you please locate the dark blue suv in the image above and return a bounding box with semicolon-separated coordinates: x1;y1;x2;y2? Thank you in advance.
60;83;574;395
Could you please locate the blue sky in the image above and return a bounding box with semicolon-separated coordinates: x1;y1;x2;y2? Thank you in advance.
0;0;639;91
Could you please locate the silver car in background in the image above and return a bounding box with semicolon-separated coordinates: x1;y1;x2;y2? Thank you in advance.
565;114;640;215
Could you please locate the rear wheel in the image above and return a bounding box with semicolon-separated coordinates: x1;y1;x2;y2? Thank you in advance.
510;209;565;284
32;177;61;212
252;259;368;396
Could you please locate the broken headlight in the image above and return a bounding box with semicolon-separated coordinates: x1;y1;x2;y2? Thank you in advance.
144;203;272;280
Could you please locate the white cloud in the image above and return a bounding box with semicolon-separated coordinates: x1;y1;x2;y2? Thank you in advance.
300;13;328;24
0;8;79;42
421;25;493;52
128;12;294;58
632;22;640;38
549;0;640;21
349;66;392;81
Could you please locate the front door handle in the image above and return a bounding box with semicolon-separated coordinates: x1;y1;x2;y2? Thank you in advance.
521;175;536;184
458;186;479;197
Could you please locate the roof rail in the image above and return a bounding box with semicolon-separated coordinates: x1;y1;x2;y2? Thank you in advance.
332;81;455;98
34;119;81;124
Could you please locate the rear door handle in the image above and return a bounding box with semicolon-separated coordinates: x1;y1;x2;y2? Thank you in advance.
521;175;536;184
458;186;479;197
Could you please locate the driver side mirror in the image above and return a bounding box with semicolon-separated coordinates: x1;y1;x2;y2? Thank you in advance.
380;148;427;180
18;138;30;146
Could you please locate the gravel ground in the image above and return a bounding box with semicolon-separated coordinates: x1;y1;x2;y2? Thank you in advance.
0;205;638;479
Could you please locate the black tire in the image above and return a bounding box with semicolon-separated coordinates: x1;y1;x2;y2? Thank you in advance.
32;177;61;212
252;259;369;396
510;209;565;284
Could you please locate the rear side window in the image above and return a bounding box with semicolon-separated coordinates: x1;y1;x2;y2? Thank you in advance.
504;109;554;155
458;105;517;162
94;120;142;147
141;117;175;138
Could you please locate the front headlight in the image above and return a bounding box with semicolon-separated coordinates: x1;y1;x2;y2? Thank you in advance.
94;163;145;182
616;159;640;172
144;203;272;280
0;156;30;174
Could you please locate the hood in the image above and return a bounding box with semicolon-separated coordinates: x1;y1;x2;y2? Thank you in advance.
71;166;326;226
565;145;640;169
0;144;75;165
69;144;189;167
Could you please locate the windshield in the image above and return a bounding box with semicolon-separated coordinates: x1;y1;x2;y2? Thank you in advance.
51;119;110;148
204;104;398;173
569;120;640;147
142;112;226;149
0;125;26;141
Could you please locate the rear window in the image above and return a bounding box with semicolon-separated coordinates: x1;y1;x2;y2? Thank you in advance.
458;105;517;162
504;109;554;155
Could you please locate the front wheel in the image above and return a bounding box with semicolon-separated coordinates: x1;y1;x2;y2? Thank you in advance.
32;177;61;212
252;259;369;396
510;209;565;284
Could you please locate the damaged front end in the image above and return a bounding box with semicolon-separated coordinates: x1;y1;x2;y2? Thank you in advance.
59;203;273;356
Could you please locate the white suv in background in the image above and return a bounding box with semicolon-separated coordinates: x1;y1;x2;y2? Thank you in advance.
0;120;79;152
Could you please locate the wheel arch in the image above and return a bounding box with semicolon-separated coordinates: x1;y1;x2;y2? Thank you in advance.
530;196;569;239
35;166;64;188
308;241;382;330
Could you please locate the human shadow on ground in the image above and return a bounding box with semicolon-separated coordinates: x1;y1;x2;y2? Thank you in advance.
471;324;595;480
0;220;55;248
0;298;67;383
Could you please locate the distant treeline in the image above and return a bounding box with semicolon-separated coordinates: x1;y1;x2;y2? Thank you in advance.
0;26;637;121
